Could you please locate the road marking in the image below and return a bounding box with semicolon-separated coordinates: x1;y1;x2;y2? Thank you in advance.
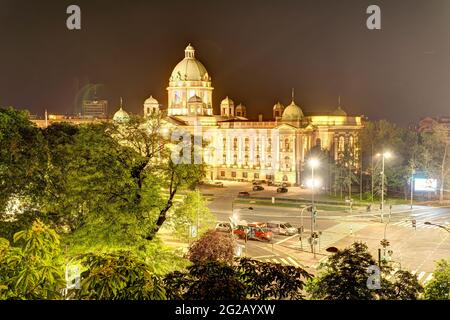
280;258;289;265
252;255;276;259
424;273;433;283
275;234;298;245
417;271;426;281
287;257;300;267
270;258;280;264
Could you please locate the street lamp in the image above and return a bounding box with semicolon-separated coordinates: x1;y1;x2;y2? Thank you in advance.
308;158;320;207
424;222;450;233
376;151;392;222
410;167;415;210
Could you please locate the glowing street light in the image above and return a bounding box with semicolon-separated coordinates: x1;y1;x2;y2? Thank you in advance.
376;151;392;222
308;158;320;207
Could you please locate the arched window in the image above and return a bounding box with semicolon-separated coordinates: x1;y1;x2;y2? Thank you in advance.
338;136;345;152
284;138;290;151
283;175;288;181
285;156;290;169
316;138;321;148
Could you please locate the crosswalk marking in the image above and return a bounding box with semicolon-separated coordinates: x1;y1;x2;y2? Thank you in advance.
280;258;289;265
385;268;433;285
287;257;300;267
424;273;434;283
417;271;426;281
391;220;437;229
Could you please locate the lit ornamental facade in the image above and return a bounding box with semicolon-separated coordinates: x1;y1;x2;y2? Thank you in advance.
126;44;363;185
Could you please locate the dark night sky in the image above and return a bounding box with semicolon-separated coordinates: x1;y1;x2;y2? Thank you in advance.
0;0;449;125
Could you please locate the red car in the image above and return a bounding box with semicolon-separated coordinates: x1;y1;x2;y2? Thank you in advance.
233;224;273;241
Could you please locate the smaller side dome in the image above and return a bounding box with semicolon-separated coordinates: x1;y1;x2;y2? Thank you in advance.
333;106;347;116
113;107;130;123
144;95;159;105
273;102;284;119
220;96;235;117
235;103;247;117
113;98;130;123
221;96;234;106
144;95;159;117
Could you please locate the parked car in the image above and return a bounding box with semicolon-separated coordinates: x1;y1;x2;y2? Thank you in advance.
277;187;288;193
266;221;298;236
213;182;224;187
215;222;232;233
233;224;273;241
238;191;250;197
252;185;264;191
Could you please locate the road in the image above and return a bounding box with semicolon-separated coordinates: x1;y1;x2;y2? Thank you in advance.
202;180;450;285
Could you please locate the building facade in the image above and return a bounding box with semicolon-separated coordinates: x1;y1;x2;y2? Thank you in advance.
82;99;108;119
128;44;364;185
31;43;363;186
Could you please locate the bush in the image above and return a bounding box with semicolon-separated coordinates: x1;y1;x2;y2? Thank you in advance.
187;230;234;264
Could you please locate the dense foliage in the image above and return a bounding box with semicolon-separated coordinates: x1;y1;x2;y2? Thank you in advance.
187;230;234;264
306;242;423;300
424;259;450;300
164;258;312;300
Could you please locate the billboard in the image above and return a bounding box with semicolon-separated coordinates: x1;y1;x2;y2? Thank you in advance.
414;178;437;192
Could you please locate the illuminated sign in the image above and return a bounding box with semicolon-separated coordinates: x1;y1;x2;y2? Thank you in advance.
414;178;437;192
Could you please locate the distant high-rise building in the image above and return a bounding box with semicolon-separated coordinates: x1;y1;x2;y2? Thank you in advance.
418;116;450;140
82;99;108;118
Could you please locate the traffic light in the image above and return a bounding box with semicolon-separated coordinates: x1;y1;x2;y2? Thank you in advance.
380;239;390;247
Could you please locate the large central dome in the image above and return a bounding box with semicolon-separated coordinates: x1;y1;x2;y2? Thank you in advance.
170;44;210;82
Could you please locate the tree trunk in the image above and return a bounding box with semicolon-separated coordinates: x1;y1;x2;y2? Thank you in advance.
371;143;374;201
440;142;448;204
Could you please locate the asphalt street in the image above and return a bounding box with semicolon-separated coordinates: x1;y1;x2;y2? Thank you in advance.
202;181;450;284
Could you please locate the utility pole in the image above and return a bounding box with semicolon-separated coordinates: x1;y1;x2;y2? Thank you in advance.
410;167;415;210
381;154;385;222
371;143;374;201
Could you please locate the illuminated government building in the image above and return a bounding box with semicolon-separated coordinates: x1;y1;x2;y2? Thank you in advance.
37;44;364;185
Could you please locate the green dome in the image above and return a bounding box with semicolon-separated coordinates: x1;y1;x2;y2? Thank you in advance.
282;101;304;121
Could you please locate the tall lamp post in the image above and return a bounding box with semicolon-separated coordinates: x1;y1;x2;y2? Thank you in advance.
376;152;391;222
308;158;320;258
410;167;415;210
308;158;320;208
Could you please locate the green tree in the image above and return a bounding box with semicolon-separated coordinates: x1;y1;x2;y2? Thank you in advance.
306;242;422;300
73;251;166;300
0;107;47;216
424;259;450;300
0;220;65;300
417;127;449;203
164;258;312;300
360;120;420;200
170;191;216;241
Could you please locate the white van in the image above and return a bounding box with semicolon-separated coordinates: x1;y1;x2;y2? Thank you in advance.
266;221;297;236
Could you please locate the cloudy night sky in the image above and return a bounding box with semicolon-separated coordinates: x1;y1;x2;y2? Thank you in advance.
0;0;449;125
